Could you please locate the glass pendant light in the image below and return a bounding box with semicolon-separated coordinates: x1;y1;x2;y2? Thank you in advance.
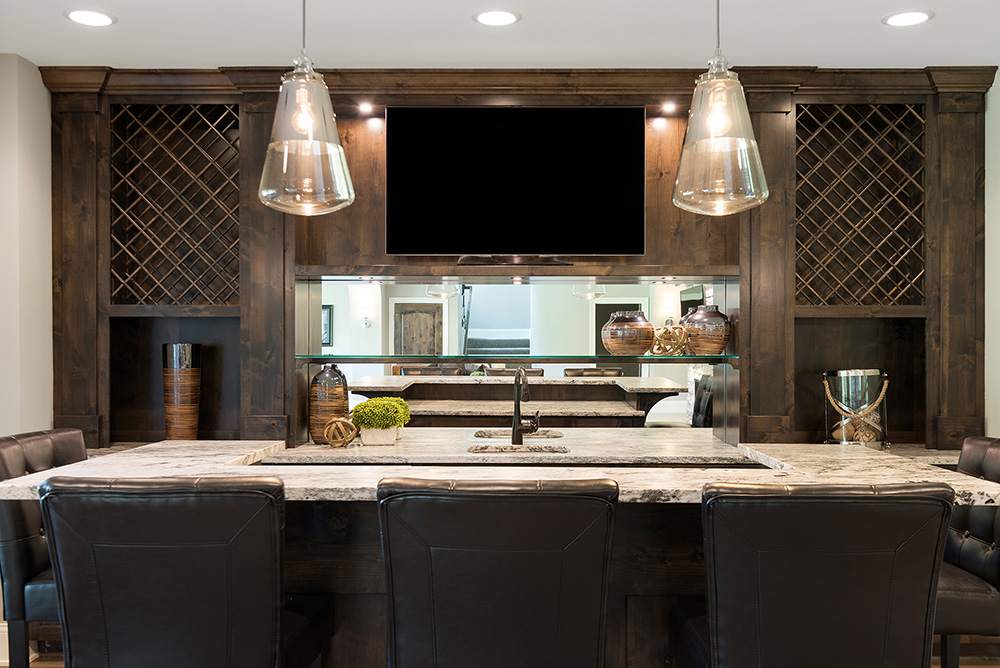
572;283;607;300
259;0;355;216
672;0;768;216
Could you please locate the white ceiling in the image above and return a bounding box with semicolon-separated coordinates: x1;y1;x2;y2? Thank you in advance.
3;0;1000;72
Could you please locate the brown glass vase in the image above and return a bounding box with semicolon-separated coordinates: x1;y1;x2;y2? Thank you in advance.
682;305;732;355
309;364;349;444
163;343;202;440
601;311;655;356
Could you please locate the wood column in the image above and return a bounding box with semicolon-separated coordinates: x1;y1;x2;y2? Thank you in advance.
742;92;796;442
45;69;112;448
925;68;990;448
236;87;297;440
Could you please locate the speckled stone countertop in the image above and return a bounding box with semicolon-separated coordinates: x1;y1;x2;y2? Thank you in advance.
0;431;993;504
402;400;646;417
349;375;687;394
262;427;747;465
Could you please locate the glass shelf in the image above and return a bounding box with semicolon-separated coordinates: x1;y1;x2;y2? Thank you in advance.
295;354;738;366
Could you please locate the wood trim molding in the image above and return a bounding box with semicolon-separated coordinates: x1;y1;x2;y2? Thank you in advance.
40;66;995;98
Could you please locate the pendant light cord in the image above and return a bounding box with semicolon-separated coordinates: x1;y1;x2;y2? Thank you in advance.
302;0;307;51
715;0;721;52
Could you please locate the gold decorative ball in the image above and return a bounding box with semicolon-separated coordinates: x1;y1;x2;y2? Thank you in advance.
322;417;358;447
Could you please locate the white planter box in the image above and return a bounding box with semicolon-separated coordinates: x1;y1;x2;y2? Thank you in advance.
360;427;397;446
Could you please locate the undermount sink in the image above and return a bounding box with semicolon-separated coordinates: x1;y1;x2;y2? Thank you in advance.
473;429;564;439
467;443;570;454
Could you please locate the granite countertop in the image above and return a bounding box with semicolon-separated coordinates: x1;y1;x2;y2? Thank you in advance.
0;431;993;505
403;400;645;418
262;427;749;466
349;375;687;394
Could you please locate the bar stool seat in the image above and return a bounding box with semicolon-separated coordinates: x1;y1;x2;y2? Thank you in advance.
39;476;331;668
377;477;618;668
936;561;1000;635
670;482;954;668
0;428;88;668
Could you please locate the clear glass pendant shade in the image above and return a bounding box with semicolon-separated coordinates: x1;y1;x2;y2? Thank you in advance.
672;52;768;216
259;53;355;216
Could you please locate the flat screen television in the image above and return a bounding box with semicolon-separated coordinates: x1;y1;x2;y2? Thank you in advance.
385;106;647;258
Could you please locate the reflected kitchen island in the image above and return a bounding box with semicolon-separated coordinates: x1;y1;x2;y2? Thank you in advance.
0;432;993;667
343;374;688;428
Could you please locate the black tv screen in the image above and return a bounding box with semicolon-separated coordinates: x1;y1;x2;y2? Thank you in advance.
385;107;647;256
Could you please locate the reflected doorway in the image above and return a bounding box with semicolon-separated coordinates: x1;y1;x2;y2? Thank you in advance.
392;302;444;355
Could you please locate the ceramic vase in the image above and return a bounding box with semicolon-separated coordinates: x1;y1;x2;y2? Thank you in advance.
309;363;349;444
601;311;655;356
163;343;202;440
682;305;732;355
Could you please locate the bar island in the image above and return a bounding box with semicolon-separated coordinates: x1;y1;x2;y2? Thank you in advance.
0;428;993;502
1;430;993;667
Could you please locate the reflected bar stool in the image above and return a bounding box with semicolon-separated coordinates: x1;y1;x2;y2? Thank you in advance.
39;476;332;668
935;435;1000;668
670;482;954;668
0;428;87;668
377;477;618;668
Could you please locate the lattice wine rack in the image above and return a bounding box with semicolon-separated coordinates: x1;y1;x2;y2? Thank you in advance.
110;103;240;305
795;103;925;307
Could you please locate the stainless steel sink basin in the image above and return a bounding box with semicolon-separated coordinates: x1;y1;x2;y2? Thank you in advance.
467;444;570;454
472;429;564;439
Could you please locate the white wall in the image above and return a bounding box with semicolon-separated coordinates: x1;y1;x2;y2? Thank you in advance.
0;54;52;436
986;70;1000;436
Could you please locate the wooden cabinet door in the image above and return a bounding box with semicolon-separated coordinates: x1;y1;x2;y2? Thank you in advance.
393;303;444;355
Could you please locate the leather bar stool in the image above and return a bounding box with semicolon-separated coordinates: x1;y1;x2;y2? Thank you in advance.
0;428;87;668
670;482;954;668
935;435;1000;667
377;477;618;668
39;476;332;668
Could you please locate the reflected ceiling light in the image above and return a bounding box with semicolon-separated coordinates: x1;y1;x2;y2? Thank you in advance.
672;0;768;216
651;117;668;130
572;283;607;300
426;284;461;299
259;0;355;216
881;10;934;26
473;10;522;26
65;9;117;26
511;276;523;285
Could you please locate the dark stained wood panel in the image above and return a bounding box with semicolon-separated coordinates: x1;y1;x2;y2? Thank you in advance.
108;317;241;441
743;107;795;441
51;101;102;447
793;318;925;444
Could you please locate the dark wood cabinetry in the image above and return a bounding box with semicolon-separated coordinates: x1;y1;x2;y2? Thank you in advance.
42;66;994;448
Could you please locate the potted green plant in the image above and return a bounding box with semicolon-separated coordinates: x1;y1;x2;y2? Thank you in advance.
352;398;402;446
382;397;411;439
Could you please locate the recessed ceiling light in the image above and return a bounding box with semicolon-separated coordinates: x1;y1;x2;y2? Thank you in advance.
662;102;677;113
359;102;373;114
473;10;522;26
881;10;934;26
64;9;118;26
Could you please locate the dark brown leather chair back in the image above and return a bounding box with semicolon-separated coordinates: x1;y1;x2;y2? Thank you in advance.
702;482;953;668
946;435;1000;587
39;476;289;668
0;428;86;668
377;477;618;668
